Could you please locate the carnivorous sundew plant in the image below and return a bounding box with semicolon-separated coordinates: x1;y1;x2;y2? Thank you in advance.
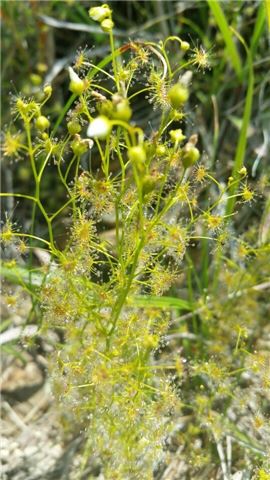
1;3;270;479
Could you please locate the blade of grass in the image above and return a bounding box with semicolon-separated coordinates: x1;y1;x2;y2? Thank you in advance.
250;2;267;56
1;344;28;363
1;263;43;287
265;0;270;30
213;28;254;292
132;295;194;311
207;0;242;79
0;319;12;333
225;29;254;217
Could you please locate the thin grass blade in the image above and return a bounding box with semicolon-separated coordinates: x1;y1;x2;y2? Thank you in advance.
132;295;194;310
264;0;270;30
226;30;254;217
207;0;242;79
1;263;43;287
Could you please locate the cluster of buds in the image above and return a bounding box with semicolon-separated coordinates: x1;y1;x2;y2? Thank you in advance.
89;4;114;32
86;95;132;140
169;130;200;168
98;94;132;122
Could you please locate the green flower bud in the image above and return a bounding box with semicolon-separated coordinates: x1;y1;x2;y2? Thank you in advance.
172;110;185;122
71;137;88;156
182;143;200;168
98;99;114;118
36;115;50;131
37;62;48;73
156;144;166;156
128;146;146;165
68;67;85;95
67;120;81;135
169;129;186;144
69;80;85;95
30;73;42;86
180;41;190;51
89;4;111;22
168;83;189;109
101;18;114;32
112;98;132;122
43;85;52;97
238;166;247;176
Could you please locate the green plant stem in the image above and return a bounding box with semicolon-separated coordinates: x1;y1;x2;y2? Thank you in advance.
64;154;77;181
11;232;51;247
108;235;145;341
52;94;77;136
25;122;38;288
25;122;37;181
109;29;120;91
0;193;37;203
37;149;52;182
159;43;172;78
49;198;75;222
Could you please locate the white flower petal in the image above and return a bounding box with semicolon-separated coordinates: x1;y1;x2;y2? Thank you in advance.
68;66;82;84
87;116;111;139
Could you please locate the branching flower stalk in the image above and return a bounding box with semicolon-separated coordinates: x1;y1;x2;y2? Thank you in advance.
1;4;263;479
